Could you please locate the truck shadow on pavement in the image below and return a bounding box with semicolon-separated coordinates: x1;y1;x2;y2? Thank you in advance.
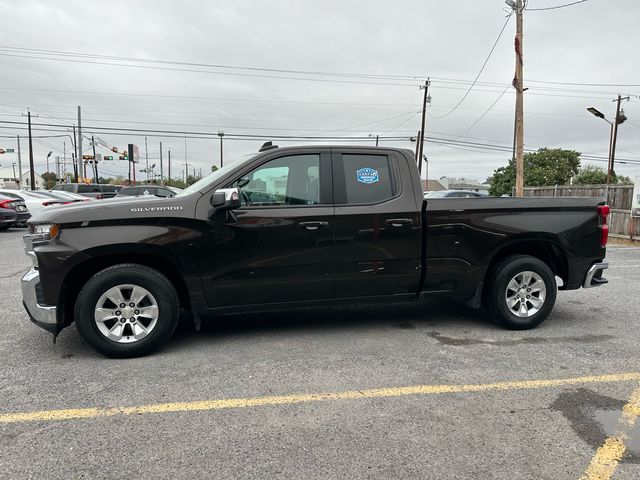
168;300;494;347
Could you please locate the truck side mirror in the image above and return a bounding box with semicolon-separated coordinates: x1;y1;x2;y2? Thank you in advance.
211;188;241;210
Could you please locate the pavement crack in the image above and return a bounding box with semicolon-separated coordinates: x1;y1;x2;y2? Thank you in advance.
0;269;25;279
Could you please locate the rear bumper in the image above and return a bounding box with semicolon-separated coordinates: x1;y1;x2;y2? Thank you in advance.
583;262;608;288
21;268;58;334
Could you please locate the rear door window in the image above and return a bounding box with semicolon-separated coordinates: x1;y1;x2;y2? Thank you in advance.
338;154;395;204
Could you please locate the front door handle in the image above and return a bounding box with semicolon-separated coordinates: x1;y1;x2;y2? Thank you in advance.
386;218;413;227
298;221;329;231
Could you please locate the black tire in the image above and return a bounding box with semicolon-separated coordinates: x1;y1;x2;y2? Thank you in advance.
75;264;180;358
482;254;557;330
0;224;11;231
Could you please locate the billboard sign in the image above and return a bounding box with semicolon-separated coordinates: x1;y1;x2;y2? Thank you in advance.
127;144;139;163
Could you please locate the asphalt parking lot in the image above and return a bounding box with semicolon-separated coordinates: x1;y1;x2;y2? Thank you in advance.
0;228;639;480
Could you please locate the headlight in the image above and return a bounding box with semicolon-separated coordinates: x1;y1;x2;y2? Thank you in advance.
28;223;60;239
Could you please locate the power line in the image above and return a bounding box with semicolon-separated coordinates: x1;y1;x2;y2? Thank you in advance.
0;52;421;88
0;45;426;81
526;0;589;11
430;12;513;119
456;84;512;137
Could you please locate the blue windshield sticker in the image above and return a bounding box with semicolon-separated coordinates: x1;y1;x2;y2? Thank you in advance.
356;168;379;184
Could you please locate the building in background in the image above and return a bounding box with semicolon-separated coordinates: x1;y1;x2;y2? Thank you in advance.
421;179;446;191
0;168;45;189
438;176;490;193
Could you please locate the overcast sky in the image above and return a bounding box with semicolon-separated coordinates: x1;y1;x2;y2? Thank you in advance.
0;0;639;183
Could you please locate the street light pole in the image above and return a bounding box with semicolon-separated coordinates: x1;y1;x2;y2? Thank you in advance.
587;100;628;186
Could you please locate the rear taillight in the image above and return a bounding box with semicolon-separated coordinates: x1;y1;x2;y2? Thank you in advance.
96;194;104;199
42;201;60;207
597;205;610;247
0;199;13;209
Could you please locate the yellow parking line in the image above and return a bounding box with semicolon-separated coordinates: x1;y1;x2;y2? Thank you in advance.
1;372;640;424
579;384;640;480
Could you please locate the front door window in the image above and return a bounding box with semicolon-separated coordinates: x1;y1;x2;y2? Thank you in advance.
232;154;321;207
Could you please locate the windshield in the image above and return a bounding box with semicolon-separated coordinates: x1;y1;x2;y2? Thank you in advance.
176;156;255;197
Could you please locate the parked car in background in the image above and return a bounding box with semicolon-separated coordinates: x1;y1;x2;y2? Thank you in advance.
116;185;182;198
0;189;65;217
0;193;31;230
425;190;489;198
51;183;118;199
0;194;21;230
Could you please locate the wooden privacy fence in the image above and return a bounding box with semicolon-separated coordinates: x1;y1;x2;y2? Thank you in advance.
522;185;638;239
522;185;633;210
609;210;640;240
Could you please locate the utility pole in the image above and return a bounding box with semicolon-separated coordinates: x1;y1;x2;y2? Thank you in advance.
63;141;66;183
159;141;164;185
77;106;83;181
91;135;98;183
608;94;629;184
16;135;23;189
72;125;79;182
417;79;430;175
144;136;149;182
168;149;171;182
512;0;525;197
218;131;224;167
414;131;421;168
27;109;35;190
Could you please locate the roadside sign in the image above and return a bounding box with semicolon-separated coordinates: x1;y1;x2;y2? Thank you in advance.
632;175;640;217
127;144;139;163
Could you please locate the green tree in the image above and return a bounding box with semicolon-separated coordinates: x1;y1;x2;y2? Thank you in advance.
41;172;57;189
186;175;198;186
164;178;187;189
488;148;581;196
573;164;633;185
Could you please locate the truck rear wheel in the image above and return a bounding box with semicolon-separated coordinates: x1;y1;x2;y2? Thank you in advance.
74;264;180;358
483;255;557;330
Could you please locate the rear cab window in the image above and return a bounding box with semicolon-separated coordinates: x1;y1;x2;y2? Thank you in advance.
334;153;398;205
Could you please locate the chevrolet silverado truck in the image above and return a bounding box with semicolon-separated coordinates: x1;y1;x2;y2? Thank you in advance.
22;144;610;357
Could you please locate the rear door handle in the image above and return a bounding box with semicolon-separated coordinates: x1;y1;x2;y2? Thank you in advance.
385;218;413;227
298;221;329;231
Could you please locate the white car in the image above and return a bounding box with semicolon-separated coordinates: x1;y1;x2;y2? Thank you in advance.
0;189;66;216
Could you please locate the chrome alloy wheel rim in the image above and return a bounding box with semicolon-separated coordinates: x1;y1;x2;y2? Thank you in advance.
94;284;159;344
505;271;547;318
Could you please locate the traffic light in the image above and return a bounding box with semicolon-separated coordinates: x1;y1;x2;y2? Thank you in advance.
111;147;118;153
0;149;5;154
82;155;94;160
103;155;113;161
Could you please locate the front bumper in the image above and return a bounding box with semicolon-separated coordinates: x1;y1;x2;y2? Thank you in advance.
583;262;608;288
21;268;58;334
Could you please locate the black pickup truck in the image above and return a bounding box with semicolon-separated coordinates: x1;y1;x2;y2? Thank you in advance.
22;145;610;357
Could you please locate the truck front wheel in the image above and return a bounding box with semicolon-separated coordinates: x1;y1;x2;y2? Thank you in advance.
483;255;557;330
74;264;180;358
